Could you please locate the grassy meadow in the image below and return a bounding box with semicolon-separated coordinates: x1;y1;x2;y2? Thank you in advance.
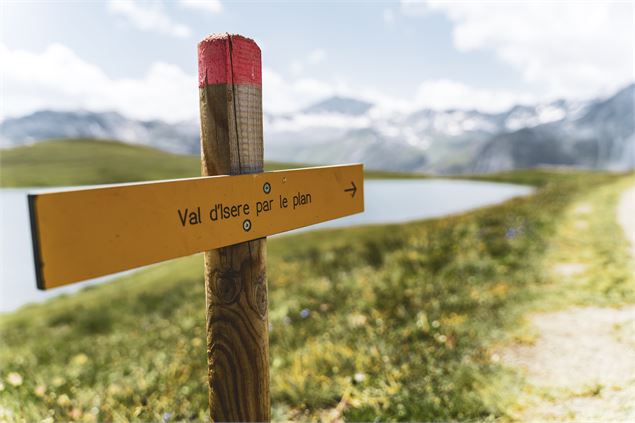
0;139;424;187
0;140;633;421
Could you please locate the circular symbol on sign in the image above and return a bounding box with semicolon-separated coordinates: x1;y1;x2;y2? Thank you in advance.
263;182;271;194
242;219;252;232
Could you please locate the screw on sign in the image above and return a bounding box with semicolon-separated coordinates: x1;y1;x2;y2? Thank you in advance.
26;33;364;421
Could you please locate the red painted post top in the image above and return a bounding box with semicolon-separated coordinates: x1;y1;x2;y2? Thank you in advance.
198;33;262;87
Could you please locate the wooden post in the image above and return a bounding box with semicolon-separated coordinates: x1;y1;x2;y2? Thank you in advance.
197;33;270;421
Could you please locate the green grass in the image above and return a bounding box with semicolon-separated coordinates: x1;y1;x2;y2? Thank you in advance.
1;161;633;421
0;139;201;187
0;139;425;187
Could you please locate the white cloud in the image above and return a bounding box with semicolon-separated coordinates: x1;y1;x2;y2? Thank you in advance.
0;41;557;124
290;61;304;75
290;48;327;75
267;113;371;133
413;79;536;113
263;69;536;116
307;49;326;65
262;67;342;113
180;0;222;14
418;1;634;99
3;33;625;126
108;0;191;38
0;42;341;120
0;43;197;122
383;9;396;25
400;0;429;16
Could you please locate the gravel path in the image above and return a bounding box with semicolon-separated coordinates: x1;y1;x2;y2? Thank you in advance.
500;306;635;421
500;185;635;421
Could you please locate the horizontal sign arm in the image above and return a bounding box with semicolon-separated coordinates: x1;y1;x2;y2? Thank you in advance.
28;164;364;289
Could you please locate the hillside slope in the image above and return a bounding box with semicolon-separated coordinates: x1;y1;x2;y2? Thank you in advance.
0;139;423;188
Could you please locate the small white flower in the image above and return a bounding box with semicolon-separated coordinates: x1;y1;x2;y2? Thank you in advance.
7;373;22;387
353;372;366;383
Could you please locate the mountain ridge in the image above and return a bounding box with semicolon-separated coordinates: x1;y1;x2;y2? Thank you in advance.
1;83;633;174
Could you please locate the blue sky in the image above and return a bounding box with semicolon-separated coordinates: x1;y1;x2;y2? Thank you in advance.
1;1;633;121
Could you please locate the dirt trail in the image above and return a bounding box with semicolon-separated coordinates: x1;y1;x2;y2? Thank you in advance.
618;186;635;258
500;185;635;421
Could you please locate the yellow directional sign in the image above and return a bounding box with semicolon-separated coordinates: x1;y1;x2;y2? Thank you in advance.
28;164;364;289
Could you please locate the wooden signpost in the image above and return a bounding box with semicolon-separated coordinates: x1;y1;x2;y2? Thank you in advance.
26;33;364;421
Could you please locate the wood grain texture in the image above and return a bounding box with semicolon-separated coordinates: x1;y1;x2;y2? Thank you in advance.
198;34;270;422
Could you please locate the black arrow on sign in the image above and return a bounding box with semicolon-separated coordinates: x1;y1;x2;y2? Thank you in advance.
344;181;357;198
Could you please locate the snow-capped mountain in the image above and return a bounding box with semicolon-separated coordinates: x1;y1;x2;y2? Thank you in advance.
1;84;633;174
472;84;634;173
0;110;200;154
264;84;632;173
